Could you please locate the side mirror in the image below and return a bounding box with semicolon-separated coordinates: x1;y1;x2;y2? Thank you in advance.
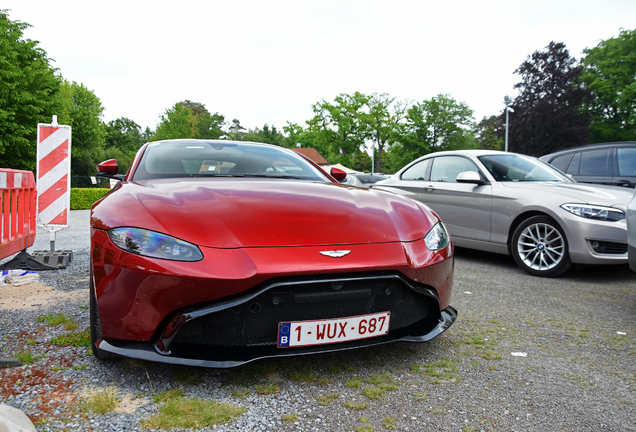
456;171;488;185
330;167;347;181
96;159;125;181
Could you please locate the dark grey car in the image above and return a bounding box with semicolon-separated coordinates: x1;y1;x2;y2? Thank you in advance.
374;150;632;277
540;142;636;188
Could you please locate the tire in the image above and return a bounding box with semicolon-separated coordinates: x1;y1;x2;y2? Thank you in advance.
511;215;572;277
90;275;116;360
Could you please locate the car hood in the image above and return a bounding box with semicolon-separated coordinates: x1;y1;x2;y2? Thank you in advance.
91;179;440;248
499;182;634;208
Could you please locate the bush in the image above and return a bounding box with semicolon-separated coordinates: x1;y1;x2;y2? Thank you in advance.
70;188;110;210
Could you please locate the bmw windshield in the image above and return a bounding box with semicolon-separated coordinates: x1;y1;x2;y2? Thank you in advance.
478;154;574;183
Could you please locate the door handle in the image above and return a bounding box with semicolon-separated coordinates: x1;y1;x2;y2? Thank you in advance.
616;180;633;187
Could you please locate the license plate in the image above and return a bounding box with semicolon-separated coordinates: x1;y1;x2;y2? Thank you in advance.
277;312;390;348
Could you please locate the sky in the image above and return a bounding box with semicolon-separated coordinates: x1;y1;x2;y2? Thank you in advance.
4;0;636;133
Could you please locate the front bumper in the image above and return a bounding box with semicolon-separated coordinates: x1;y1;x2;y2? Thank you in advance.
98;305;457;368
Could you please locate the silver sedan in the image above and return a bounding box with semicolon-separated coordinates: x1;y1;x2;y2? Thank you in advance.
374;150;632;277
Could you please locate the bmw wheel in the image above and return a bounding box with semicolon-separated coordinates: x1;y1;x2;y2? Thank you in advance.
511;215;572;277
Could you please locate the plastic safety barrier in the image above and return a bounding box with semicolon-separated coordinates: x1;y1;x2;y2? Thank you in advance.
0;169;37;261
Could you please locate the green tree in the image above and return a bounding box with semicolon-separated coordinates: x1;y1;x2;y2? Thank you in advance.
475;115;503;150
0;10;62;170
307;92;369;167
581;28;636;142
58;81;106;176
362;93;406;173
507;41;589;156
104;117;143;174
152;101;225;141
390;94;475;170
243;124;284;146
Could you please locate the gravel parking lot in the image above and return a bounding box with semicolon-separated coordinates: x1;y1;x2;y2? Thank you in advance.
1;210;635;431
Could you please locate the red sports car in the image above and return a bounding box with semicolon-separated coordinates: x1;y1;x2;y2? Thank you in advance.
90;140;456;367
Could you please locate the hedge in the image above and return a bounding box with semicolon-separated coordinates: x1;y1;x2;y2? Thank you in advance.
70;188;111;210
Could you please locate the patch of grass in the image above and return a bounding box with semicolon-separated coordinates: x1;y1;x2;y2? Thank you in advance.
64;320;79;331
344;401;369;410
413;392;427;401
49;329;90;347
78;305;89;310
255;382;280;395
317;376;333;385
357;425;373;432
143;397;245;429
153;388;187;403
230;389;250;399
383;416;397;429
362;387;384;400
346;376;363;388
15;350;45;364
429;406;448;414
172;367;205;385
316;393;339;406
221;358;294;386
25;339;37;346
462;424;477;432
290;367;317;383
415;358;460;384
283;413;298;423
82;386;120;414
72;364;88;371
51;365;67;371
36;313;72;327
480;351;502;360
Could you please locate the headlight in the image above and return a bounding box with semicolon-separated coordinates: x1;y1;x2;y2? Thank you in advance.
425;222;450;251
561;204;625;222
109;228;203;261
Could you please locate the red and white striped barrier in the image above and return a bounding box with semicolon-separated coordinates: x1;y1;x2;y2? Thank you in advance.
36;122;72;227
0;169;37;261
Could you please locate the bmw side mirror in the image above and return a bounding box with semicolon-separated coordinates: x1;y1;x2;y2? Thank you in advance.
456;171;488;185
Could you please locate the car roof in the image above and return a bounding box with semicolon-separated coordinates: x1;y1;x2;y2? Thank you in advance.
540;141;636;160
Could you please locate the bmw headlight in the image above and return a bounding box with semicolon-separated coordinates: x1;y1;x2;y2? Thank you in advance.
425;222;450;251
561;204;625;222
109;228;203;261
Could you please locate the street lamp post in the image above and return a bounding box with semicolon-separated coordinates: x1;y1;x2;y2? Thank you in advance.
504;96;514;152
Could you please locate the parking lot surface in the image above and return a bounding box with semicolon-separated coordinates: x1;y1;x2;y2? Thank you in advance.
1;210;635;431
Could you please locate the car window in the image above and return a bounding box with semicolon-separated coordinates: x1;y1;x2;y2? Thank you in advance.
430;156;479;183
617;147;636;176
579;149;611;176
478;154;572;182
550;154;572;172
401;159;431;180
566;152;580;175
133;141;327;181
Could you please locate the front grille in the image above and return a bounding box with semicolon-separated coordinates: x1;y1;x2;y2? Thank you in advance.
173;276;435;348
590;240;628;254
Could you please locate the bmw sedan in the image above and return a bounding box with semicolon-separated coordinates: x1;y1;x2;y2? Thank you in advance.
374;150;632;277
90;139;456;367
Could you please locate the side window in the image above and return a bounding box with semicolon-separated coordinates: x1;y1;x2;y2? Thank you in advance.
430;156;480;183
566;152;580;175
401;159;431;180
579;149;611;176
617;147;636;176
550;154;572;172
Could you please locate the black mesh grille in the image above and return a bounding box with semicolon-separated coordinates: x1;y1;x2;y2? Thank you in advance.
173;277;435;348
590;241;628;254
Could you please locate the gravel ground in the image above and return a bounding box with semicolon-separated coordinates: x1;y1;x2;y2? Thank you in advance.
1;210;635;431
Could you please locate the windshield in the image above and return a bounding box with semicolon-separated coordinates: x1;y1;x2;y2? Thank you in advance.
132;141;328;182
478;154;573;183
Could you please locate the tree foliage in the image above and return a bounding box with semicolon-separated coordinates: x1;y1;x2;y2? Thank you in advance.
104;117;143;174
362;93;406;172
581;28;636;142
389;94;475;171
152;101;225;141
0;10;62;170
58;80;106;176
507;42;589;156
475;115;503;150
243;124;284;146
